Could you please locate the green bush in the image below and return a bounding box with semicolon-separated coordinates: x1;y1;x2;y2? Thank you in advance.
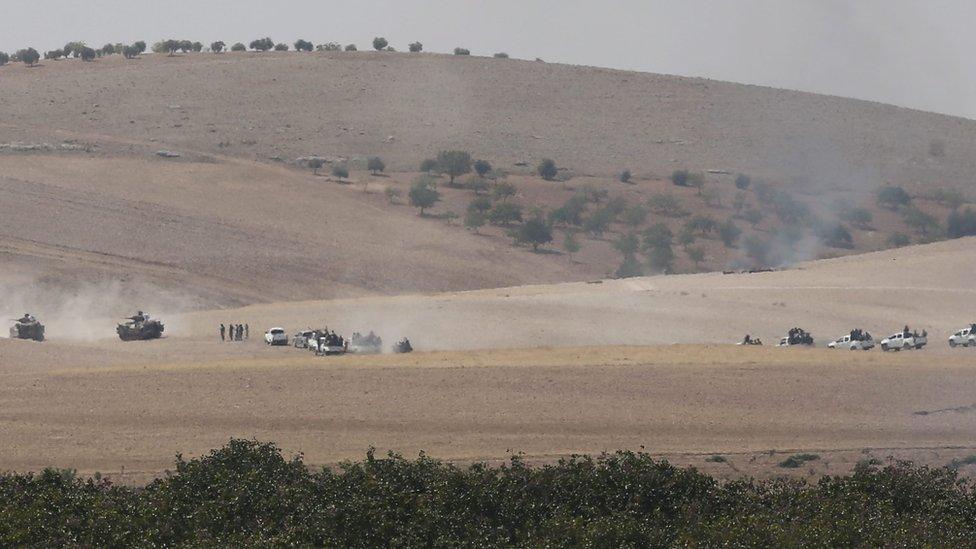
210;41;225;53
344;44;358;51
274;43;288;51
538;158;558;181
231;42;246;52
0;440;974;546
408;41;423;52
453;47;471;56
372;37;388;51
17;48;40;66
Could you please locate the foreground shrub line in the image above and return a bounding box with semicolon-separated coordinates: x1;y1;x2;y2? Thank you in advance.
1;439;974;546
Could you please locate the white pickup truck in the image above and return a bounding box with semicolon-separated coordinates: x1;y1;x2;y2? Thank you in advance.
948;327;976;348
880;331;927;351
827;334;875;350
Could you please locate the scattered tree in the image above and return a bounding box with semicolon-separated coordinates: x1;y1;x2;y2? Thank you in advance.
307;158;325;175
562;231;581;260
902;207;941;239
517;217;553;251
79;46;97;62
437;150;472;186
419;158;438;173
646;193;688;217
686;246;706;270
44;49;64;60
947;208;976;238
615;255;643;278
468;196;492;213
744;235;772;266
250;38;274;51
466;176;489;194
464;210;486;233
642;223;675;272
732;191;748;214
372;37;389;51
671;169;689;187
192;42;204;52
317;43;342;51
817;223;854;248
133;41;147;54
331;164;349;180
877;185;912;210
408;42;423;52
687;172;705;195
488;202;523;225
887;232;910;247
613;232;640;257
274;43;289;51
734;174;751;190
621;203;648;228
211;41;225;53
231;43;247;52
718;219;742;247
473;159;492;177
294;39;313;52
619;170;632;183
492;181;517;202
384;186;401;204
453;47;471;56
408;177;440;215
538;158;557;181
344;44;358;51
17;48;39;67
840;207;873;229
742;207;763;228
686;215;717;235
100;43;116;56
367;157;386;175
493;52;509;58
581;207;613;237
0;52;9;66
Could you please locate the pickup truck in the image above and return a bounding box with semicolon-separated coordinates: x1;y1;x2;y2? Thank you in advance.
948;327;976;348
880;331;927;351
827;334;875;350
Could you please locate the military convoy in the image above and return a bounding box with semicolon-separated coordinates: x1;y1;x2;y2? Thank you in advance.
9;314;45;342
116;311;165;341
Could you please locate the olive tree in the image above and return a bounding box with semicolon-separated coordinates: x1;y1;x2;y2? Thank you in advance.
250;38;274;51
211;41;225;53
367;157;385;175
294;39;313;52
231;43;246;52
409;177;440;215
408;42;423;52
307;158;325;175
517;217;553;251
436;150;472;186
0;52;10;66
372;37;388;51
17;48;39;67
274;43;288;51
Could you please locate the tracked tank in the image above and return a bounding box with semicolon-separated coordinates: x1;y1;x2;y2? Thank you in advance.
117;311;164;341
9;315;45;342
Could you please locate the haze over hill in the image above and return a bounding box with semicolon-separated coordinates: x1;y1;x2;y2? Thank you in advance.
2;51;975;309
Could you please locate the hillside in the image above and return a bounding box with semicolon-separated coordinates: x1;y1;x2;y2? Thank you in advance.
2;51;975;306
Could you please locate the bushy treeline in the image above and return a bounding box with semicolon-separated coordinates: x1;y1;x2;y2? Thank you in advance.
1;439;974;546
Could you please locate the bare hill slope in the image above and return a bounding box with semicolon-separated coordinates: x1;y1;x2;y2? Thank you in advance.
2;51;976;186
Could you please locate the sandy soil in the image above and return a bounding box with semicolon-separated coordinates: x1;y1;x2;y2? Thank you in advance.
1;342;974;485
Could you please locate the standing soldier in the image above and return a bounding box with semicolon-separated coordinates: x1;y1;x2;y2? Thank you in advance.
219;323;225;341
244;324;249;340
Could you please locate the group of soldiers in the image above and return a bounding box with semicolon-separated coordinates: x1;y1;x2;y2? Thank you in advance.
220;323;248;341
902;326;927;338
17;313;37;324
787;327;814;345
849;328;872;342
740;334;763;345
320;330;343;347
